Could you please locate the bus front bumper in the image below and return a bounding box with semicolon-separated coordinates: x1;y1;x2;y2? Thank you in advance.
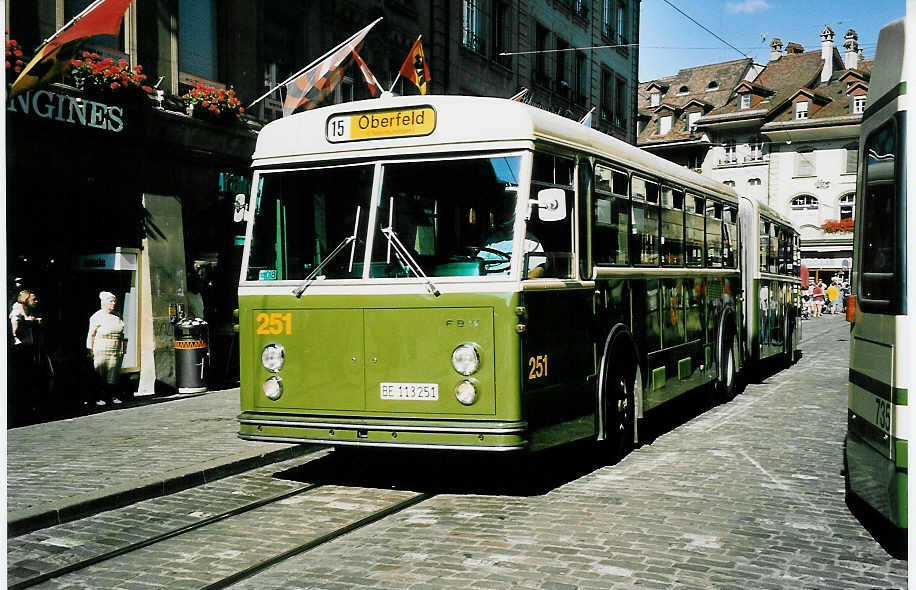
238;412;529;451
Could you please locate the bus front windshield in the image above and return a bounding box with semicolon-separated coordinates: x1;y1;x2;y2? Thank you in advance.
371;155;523;278
245;155;524;282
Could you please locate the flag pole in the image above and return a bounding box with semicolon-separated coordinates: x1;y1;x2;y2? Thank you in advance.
388;34;421;94
249;17;382;108
33;0;106;49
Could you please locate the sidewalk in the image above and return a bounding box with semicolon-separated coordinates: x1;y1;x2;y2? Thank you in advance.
6;388;314;537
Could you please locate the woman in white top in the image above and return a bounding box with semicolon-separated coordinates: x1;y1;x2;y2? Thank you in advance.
87;291;125;406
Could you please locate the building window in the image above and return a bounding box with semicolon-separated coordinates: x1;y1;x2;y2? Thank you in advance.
740;93;751;109
687;111;700;131
747;139;764;161
575;52;587;104
795;100;809;119
179;0;218;81
463;0;483;53
616;1;628;44
790;195;819;209
748;178;762;186
677;85;689;95
601;0;613;39
658;115;672;135
839;193;855;219
601;69;613;121
556;38;570;97
650;91;660;107
845;142;858;174
535;23;549;87
615;77;627;128
853;95;866;114
493;1;511;66
721;141;737;164
795;149;816;176
707;81;719;91
722;180;735;187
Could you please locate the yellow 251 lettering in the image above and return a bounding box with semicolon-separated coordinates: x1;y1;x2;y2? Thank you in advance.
528;354;548;380
256;312;292;335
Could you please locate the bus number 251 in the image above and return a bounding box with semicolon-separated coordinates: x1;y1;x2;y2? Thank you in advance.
256;312;292;335
528;355;548;380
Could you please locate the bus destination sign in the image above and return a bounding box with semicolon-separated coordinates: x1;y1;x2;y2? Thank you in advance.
326;106;436;143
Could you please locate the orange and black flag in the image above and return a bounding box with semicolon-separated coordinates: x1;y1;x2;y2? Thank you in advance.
10;0;134;98
398;36;431;95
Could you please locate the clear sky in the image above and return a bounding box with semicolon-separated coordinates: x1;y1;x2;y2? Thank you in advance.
638;0;906;81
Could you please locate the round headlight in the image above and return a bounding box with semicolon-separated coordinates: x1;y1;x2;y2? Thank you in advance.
263;376;283;401
455;380;478;406
451;343;480;376
261;343;285;373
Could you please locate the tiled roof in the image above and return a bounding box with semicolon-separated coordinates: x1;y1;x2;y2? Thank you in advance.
705;50;824;118
768;60;874;123
637;58;752;145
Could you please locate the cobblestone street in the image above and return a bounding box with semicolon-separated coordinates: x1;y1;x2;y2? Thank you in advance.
231;315;907;589
6;315;908;589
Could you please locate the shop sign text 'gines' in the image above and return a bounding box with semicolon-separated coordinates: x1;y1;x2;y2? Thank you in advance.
7;89;125;133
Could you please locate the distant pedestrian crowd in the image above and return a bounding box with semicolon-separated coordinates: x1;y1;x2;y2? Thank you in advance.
802;277;849;319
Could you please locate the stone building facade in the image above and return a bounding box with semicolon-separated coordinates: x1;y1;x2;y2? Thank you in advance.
638;25;871;284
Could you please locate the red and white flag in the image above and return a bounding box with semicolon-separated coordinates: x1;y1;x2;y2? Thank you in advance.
10;0;134;98
283;19;381;115
352;48;381;97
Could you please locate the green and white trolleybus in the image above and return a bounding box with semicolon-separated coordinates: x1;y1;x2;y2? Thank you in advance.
845;14;911;544
237;94;799;454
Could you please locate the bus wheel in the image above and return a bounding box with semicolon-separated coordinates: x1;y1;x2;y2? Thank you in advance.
604;343;636;459
716;329;738;403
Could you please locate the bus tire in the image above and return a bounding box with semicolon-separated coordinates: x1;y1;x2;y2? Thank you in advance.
600;334;637;459
716;324;738;403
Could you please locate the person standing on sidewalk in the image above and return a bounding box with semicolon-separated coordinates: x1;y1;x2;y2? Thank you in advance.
827;280;840;314
86;291;125;406
812;282;825;317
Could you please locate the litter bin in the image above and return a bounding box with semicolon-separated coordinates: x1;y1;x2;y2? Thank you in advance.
174;317;209;393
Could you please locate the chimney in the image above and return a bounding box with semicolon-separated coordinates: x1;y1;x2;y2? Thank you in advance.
769;38;783;61
785;42;804;54
820;25;835;83
844;29;859;70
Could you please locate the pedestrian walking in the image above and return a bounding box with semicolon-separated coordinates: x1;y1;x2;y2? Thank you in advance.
812;282;825;317
9;289;44;421
87;291;126;406
827;281;841;314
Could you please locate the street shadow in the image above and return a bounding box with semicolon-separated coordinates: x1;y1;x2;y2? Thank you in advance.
273;439;607;497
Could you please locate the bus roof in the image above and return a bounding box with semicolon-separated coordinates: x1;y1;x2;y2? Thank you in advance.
252;94;738;203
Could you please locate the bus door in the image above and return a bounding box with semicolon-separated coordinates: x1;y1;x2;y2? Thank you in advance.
522;153;594;447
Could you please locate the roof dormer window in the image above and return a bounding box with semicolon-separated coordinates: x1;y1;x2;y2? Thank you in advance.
795;100;809;119
687;111;700;131
658;115;672;134
677;85;689;95
740;93;751;109
650;91;660;107
707;81;718;91
853;95;866;114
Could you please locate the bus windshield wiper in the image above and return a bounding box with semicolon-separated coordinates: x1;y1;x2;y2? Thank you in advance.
380;226;441;297
293;206;361;298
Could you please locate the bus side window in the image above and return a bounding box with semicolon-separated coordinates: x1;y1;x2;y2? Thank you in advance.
760;221;769;272
722;206;738;268
685;194;704;267
631;176;659;266
768;222;779;273
705;201;723;268
661;186;685;266
858;117;902;313
529;152;575;279
593;163;629;265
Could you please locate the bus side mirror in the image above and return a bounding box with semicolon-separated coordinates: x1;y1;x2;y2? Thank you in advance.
531;188;567;222
233;193;247;223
